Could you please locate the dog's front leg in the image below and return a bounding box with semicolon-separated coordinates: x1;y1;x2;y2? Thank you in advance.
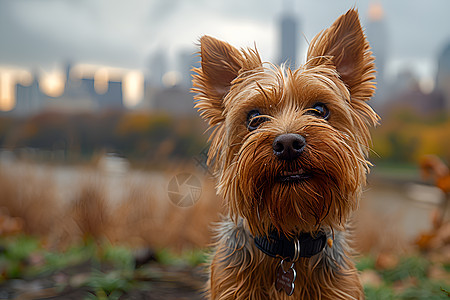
207;220;274;300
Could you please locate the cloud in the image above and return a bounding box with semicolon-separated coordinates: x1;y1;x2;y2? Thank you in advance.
0;0;449;80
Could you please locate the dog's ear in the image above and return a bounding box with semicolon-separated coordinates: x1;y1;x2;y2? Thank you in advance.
192;36;243;125
306;9;375;102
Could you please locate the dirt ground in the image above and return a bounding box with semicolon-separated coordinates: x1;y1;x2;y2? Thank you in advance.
0;262;207;300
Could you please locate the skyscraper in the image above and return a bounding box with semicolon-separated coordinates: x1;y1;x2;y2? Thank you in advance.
98;80;123;109
147;49;168;88
14;73;44;116
178;49;200;88
366;1;388;104
436;42;450;110
278;12;299;69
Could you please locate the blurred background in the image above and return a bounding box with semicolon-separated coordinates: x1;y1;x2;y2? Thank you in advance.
0;0;449;299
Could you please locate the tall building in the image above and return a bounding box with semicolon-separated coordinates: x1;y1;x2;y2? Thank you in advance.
365;1;388;105
12;64;125;116
278;13;299;69
436;41;450;110
147;49;168;88
151;86;196;115
80;78;96;96
64;62;72;86
178;49;200;88
97;80;123;109
14;74;44;116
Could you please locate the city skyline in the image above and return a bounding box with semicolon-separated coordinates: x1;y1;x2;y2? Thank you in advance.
1;1;448;74
1;0;450;111
12;63;124;116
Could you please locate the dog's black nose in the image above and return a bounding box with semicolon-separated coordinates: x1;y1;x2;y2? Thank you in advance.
273;133;306;160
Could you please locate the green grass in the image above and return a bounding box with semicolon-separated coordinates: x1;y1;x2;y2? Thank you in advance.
364;280;449;300
0;235;137;298
0;235;40;279
356;255;377;271
1;235;448;299
155;247;209;267
357;255;449;300
86;269;133;300
100;244;135;271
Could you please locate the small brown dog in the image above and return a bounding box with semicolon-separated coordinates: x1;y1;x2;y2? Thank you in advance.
192;9;379;299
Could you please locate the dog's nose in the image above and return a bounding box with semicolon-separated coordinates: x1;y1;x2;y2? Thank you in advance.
273;133;306;160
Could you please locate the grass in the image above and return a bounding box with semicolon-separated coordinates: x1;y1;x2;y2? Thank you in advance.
0;235;91;280
0;167;62;237
0;235;40;279
86;269;133;300
155;247;209;267
0;235;138;298
364;282;449;300
1;234;448;299
358;255;450;299
0;163;224;250
0;163;223;298
0;163;448;298
0;234;211;299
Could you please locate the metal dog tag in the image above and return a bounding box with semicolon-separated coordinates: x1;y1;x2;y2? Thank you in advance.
275;259;297;296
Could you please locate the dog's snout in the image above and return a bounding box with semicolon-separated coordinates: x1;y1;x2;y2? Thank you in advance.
272;133;306;160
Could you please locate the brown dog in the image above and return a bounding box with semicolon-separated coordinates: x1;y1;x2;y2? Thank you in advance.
192;9;379;299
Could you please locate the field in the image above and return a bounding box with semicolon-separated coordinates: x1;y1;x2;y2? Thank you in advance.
0;159;449;299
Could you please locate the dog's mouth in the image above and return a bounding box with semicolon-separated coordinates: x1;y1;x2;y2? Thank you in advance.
276;168;312;183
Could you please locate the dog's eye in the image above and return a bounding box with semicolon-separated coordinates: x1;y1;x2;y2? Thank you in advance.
307;103;330;120
247;110;269;131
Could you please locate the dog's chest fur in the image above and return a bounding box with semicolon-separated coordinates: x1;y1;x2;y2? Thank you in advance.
209;218;362;299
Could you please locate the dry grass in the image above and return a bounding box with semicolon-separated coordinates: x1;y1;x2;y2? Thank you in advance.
0;163;224;251
0;166;62;237
353;208;408;256
154;176;223;250
110;183;164;247
1;162;435;258
110;173;224;250
69;181;112;244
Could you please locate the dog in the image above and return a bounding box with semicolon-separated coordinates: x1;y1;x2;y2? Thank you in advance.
192;8;379;299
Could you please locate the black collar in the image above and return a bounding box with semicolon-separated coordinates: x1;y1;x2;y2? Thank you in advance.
254;230;327;261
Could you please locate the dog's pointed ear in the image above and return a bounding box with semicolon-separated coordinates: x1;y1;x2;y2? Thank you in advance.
192;36;243;125
306;9;375;101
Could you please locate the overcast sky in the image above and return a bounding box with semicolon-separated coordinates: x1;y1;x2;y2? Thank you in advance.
1;0;449;81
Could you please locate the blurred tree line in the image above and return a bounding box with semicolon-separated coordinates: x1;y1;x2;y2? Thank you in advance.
0;108;448;167
371;109;450;165
0;111;208;167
